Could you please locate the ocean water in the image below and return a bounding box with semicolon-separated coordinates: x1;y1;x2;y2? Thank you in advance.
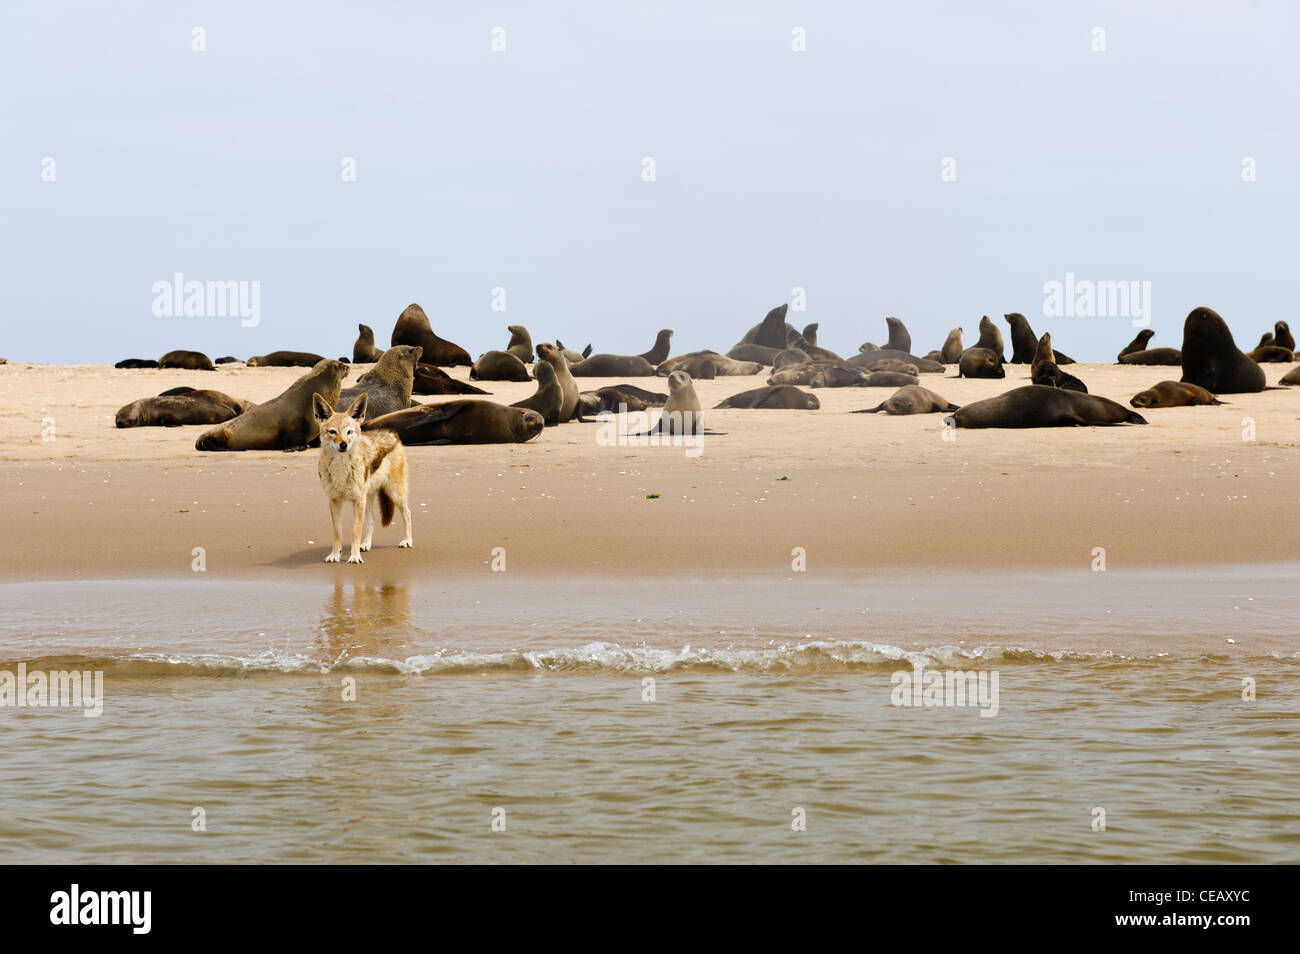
1;570;1297;863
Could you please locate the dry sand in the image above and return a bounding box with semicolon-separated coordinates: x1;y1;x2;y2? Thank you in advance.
3;360;1299;582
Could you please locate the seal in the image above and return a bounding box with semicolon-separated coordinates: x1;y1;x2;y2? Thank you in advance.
767;363;876;388
471;350;533;381
577;384;669;415
941;327;964;363
957;347;1005;379
855;385;959;415
1130;381;1223;408
885;317;911;353
116;389;255;428
159;350;215;371
1004;313;1041;364
390;303;472;366
511;360;564;425
637;329;674;365
845;350;944;373
246;351;326;368
336;344;423;419
115;359;159;369
675;356;718;379
1247;345;1295;363
714;386;820;410
1118;329;1155;360
535;342;582;421
1274;321;1295;351
727;343;783;364
505;325;534;363
1119;348;1182;365
634;370;702;435
413;363;489;395
971;317;1006;364
214;356;241;365
735;304;794;349
196;358;350;451
364;401;544;445
801;323;820;347
1029;333;1087;392
1256;332;1275;348
1180;306;1266;393
772;348;811;370
352;324;385;363
658;351;762;376
947;386;1147;428
864;358;919;376
550;340;592;365
567;353;657;376
1279;366;1300;386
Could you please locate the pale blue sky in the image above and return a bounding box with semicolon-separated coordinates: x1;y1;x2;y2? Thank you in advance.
3;1;1297;363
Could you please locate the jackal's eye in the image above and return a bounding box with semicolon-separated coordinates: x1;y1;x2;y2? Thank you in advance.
328;428;337;435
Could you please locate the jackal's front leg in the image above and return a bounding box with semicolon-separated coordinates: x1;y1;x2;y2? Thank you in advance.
325;497;344;563
347;498;366;564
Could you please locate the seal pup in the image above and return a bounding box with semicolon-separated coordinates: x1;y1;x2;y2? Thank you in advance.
313;393;413;564
632;371;702;435
1119;348;1182;365
471;350;533;381
940;327;964;363
855;385;959;415
957;348;1005;379
505;325;534;363
115;359;159;369
1180;306;1266;393
512;361;564;425
1130;381;1223;408
115;389;255;427
567;353;657;376
246;351;326;368
390;303;472;366
1029;333;1087;393
947;386;1147;428
714;386;820;410
637;330;674;365
1118;329;1155;360
352;324;385;364
196;359;349;451
1274;321;1295;351
364;401;544;445
535;343;582;421
336;344;423;419
159;350;215;371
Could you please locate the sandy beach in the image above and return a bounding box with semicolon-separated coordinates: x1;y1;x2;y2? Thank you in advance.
3;359;1299;581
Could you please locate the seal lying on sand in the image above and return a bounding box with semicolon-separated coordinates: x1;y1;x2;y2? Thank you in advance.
855;385;959;415
714;386;820;409
577;384;669;415
116;389;255;427
1029;333;1087;392
246;351;326;367
159;350;215;370
471;350;532;381
658;351;763;376
115;359;160;369
364;401;544;445
957;348;1005;379
568;354;657;376
412;363;489;396
1180;306;1265;394
947;386;1147;428
1119;348;1182;365
1130;381;1223;408
196;359;350;451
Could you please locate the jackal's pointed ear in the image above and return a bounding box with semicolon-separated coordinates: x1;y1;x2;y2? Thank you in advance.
345;392;368;423
312;393;333;422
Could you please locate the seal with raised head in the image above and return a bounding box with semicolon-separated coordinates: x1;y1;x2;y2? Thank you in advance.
353;324;385;364
337;345;423;419
1180;306;1266;393
568;353;657;376
736;304;794;350
714;386;820;410
957;348;1005;379
412;363;489;396
247;351;326;368
884;317;911;354
855;385;959;415
971;317;1006;364
364;401;544;445
1119;348;1182;365
471;350;533;382
512;360;564;425
1005;314;1074;363
159;350;215;371
196;359;350;451
634;371;702;435
1274;321;1295;351
535;342;582;421
116;389;255;428
947;386;1147;428
1030;333;1087;393
941;327;964;363
1118;329;1155;360
390;303;472;366
115;358;159;369
637;329;674;365
1130;381;1223;408
1257;332;1275;348
505;325;534;363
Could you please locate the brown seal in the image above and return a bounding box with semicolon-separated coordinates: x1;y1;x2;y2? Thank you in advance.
364;401;544;444
116;389;255;427
1130;381;1223;408
471;350;533;381
1119;348;1182;365
511;360;564;425
337;345;423;418
855;385;959;415
246;351;326;368
577;384;668;415
1180;306;1265;393
940;327;964;363
352;324;385;363
535;343;581;420
659;351;762;376
1247;345;1295;363
390;303;472;366
1274;321;1295;351
115;358;160;369
714;386;820;409
412;363;489;395
159;350;215;371
505;325;534;362
637;329;674;365
1118;329;1155;360
568;354;657;376
1030;333;1087;392
957;347;1005;379
196;359;349;451
948;386;1146;428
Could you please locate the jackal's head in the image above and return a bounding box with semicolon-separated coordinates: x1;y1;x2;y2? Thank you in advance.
312;393;368;453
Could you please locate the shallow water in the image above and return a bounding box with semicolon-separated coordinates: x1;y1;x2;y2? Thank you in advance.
2;570;1297;863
